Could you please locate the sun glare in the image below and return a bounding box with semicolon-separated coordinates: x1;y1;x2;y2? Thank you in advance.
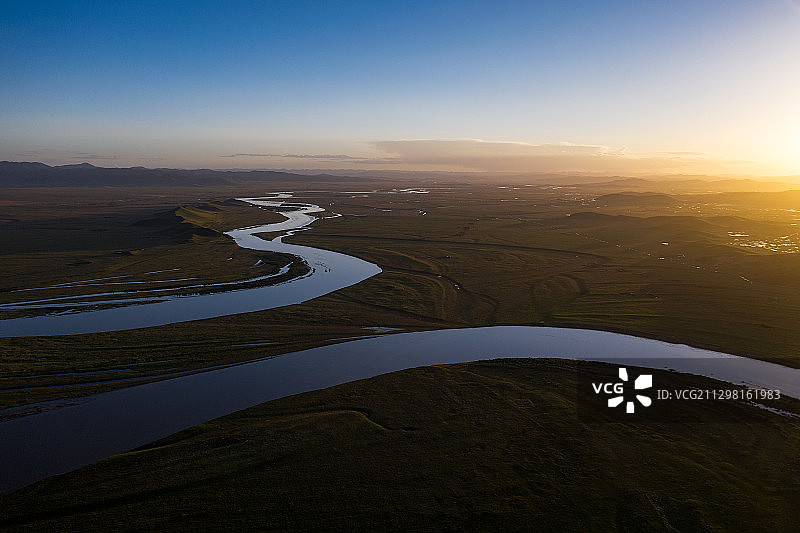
771;132;800;175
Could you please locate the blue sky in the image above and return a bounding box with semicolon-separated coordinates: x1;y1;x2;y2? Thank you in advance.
3;1;800;174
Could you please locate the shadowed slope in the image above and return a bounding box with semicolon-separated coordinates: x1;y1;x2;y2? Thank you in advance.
2;359;799;531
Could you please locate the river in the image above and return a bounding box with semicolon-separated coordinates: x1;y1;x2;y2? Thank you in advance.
0;195;382;337
1;195;799;495
2;325;800;494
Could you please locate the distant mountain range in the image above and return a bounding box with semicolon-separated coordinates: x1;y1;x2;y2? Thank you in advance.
1;161;798;191
0;162;368;187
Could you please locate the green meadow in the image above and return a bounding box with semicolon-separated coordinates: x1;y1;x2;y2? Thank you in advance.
3;182;800;408
2;359;798;531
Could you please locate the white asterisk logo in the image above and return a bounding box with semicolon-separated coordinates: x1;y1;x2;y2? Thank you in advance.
608;367;653;413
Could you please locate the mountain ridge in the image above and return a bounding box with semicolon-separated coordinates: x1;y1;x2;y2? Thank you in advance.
0;161;370;187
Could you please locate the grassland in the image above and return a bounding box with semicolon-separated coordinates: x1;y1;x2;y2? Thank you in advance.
0;197;299;320
284;185;800;364
2;358;799;531
3;181;800;409
3;179;800;531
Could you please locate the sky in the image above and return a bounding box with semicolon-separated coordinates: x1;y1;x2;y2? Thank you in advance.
2;0;800;176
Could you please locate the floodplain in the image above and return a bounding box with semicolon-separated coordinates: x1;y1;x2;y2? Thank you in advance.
3;176;800;530
3;179;800;408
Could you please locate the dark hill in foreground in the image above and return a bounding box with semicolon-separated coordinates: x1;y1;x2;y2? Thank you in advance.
2;359;798;531
0;162;369;187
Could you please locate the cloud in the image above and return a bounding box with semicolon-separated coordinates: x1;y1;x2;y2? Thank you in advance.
16;150;120;160
214;140;761;175
659;151;709;157
69;153;120;160
6;142;760;175
220;153;366;161
5;149;161;167
369;139;754;175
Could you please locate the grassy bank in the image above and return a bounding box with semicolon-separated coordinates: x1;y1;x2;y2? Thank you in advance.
2;358;798;531
3;183;800;408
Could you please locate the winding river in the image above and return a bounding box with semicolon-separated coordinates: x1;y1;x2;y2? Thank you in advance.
2;326;800;495
1;194;799;495
0;195;382;337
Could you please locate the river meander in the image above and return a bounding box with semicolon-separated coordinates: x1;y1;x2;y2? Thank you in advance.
2;325;800;494
0;195;382;337
1;195;799;495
